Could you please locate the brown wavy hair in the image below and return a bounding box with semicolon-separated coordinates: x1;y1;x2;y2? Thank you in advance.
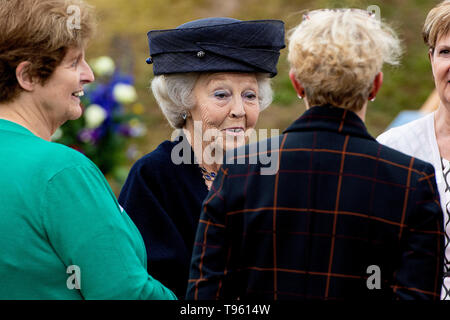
0;0;96;103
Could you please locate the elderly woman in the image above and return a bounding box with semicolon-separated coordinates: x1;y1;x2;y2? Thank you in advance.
0;0;175;300
377;1;450;300
187;9;443;300
118;17;285;298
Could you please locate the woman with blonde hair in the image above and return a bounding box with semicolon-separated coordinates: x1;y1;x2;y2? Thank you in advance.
187;9;443;300
0;0;175;299
378;0;450;299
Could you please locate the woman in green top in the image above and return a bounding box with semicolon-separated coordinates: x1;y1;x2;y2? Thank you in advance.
0;0;176;300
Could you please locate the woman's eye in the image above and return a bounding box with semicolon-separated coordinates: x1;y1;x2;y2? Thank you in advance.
439;49;450;55
71;57;82;67
214;90;229;99
244;91;257;100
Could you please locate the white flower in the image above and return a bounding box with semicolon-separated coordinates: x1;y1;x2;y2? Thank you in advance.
84;104;107;128
130;124;147;137
113;83;138;104
91;56;115;77
129;118;147;137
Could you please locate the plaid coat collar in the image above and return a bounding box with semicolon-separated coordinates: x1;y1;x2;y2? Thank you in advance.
283;105;375;141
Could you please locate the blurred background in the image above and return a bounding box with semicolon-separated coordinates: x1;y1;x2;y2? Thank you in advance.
67;0;440;194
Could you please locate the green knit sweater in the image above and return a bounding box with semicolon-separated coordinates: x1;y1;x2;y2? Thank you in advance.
0;119;176;300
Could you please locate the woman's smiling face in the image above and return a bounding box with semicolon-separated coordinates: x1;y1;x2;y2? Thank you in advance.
32;47;95;129
190;72;260;152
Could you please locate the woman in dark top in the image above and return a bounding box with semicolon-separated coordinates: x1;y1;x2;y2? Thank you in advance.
119;17;285;297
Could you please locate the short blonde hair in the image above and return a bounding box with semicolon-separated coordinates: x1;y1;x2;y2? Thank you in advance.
423;1;450;52
151;73;273;129
288;9;402;111
0;0;96;103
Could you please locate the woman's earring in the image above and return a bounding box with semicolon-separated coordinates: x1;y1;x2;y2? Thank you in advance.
370;97;376;102
182;111;188;120
297;94;303;100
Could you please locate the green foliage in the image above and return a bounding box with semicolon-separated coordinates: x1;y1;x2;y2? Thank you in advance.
273;74;297;106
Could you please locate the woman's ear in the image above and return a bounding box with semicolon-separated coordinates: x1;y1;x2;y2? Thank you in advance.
289;69;305;98
368;72;384;101
15;61;35;92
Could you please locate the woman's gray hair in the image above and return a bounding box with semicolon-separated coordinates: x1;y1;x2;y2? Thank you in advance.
151;72;273;129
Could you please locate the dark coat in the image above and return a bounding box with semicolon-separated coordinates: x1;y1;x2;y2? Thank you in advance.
119;135;208;298
187;105;444;300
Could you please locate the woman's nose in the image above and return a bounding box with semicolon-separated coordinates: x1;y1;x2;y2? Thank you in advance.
81;60;95;84
230;97;246;118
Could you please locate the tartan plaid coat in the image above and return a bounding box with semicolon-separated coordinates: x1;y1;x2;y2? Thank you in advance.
186;105;444;300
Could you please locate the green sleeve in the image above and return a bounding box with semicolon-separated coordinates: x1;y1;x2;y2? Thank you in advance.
42;164;177;300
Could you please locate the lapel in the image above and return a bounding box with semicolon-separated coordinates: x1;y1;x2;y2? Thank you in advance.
283;105;375;141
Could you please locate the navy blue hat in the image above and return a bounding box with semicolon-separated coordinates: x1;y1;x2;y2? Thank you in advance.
146;17;285;77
